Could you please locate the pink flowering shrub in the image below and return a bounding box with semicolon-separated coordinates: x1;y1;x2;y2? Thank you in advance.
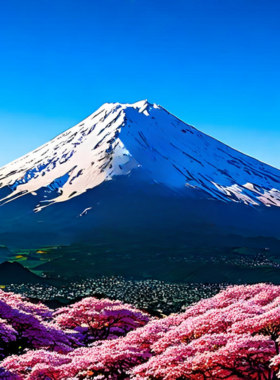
53;297;151;343
0;290;81;358
3;284;280;379
132;333;276;380
0;291;51;320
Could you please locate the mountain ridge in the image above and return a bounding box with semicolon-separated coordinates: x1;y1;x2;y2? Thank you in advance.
1;100;280;210
1;100;280;247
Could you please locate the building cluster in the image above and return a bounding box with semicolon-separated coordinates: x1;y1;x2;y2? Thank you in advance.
5;277;230;315
168;251;280;268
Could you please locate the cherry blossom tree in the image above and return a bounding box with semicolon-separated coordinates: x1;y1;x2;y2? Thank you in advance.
0;290;52;319
132;333;276;380
53;297;151;344
2;283;280;379
0;290;79;357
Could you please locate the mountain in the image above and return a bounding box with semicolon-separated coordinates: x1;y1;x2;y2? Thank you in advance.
1;100;280;248
0;261;46;285
0;245;12;264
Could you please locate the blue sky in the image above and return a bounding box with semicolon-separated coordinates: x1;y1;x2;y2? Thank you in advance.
0;0;279;168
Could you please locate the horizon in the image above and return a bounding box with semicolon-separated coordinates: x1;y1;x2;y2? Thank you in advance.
0;0;279;168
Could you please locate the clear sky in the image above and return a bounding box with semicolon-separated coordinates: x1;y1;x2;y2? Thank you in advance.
0;0;279;168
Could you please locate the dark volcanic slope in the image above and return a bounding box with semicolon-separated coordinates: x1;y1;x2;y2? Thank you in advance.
1;100;280;247
0;261;46;285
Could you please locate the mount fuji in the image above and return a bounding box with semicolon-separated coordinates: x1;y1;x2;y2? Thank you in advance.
1;100;280;248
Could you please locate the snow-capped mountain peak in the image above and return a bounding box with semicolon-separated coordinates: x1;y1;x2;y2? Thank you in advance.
1;100;280;213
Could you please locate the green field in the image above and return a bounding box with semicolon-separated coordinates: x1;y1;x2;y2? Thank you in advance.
5;234;280;285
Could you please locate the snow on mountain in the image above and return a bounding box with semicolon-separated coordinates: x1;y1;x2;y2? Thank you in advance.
1;99;280;214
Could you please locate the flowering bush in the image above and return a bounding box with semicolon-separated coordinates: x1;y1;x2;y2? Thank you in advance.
3;284;280;379
53;297;151;343
0;290;80;358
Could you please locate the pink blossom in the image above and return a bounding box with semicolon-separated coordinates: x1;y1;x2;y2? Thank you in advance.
53;297;151;343
2;283;280;379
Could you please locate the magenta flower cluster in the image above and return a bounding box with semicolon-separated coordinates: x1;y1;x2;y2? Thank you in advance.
2;284;280;379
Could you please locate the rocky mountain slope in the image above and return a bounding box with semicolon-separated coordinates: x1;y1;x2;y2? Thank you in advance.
0;100;280;246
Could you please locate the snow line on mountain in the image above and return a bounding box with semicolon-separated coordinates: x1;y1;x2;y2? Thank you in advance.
1;100;280;211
